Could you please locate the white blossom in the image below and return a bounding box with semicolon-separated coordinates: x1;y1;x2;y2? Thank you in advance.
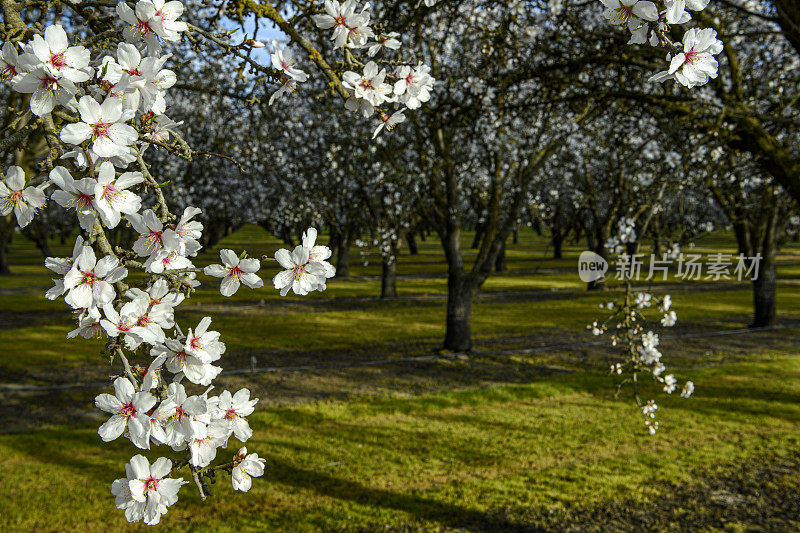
649;28;723;88
48;166;98;232
204;250;263;297
112;455;187;525
0;166;46;228
661;311;677;327
94;162;143;228
231;447;266;492
62;245;128;310
95;377;156;448
209;389;258;442
60;96;137;158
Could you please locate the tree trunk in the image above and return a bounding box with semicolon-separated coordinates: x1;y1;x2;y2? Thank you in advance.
327;228;339;257
750;211;778;328
470;224;483;249
494;241;507;272
0;215;14;275
444;271;472;351
336;229;350;278
651;218;662;258
751;258;776;328
24;225;52;258
512;229;518;245
587;226;609;291
732;222;751;256
280;226;295;247
441;224;473;351
204;220;226;250
380;255;397;298
532;217;542;236
552;232;563;259
405;232;418;255
32;232;52;258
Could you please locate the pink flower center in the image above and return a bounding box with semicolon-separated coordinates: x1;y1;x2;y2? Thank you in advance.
2;63;18;78
176;406;186;419
360;79;373;90
292;264;307;280
40;76;59;91
144;476;159;492
136;314;151;327
121;401;137;418
92;121;111;139
189;337;201;350
136;20;152;34
334;15;346;27
49;52;67;70
224;408;238;420
612;4;633;24
80;270;99;286
76;192;93;209
6;190;23;206
228;266;243;279
684;49;699;64
127;68;142;76
117;320;131;332
146;231;163;246
102;184;121;204
405;74;415;85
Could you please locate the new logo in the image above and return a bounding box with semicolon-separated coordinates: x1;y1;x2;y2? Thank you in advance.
578;251;608;282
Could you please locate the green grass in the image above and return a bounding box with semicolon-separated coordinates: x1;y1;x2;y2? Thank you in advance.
2;357;800;531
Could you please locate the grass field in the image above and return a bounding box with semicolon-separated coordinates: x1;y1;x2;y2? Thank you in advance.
1;226;799;531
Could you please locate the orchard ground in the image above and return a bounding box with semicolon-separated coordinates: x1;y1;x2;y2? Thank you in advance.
1;227;800;531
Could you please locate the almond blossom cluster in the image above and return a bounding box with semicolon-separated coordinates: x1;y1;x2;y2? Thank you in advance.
308;0;436;138
0;0;370;525
590;220;693;435
597;0;724;88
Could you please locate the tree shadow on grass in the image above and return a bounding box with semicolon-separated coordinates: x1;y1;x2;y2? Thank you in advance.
264;455;544;532
660;382;800;425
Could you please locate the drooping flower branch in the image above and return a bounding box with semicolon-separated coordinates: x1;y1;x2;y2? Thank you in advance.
590;218;694;435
